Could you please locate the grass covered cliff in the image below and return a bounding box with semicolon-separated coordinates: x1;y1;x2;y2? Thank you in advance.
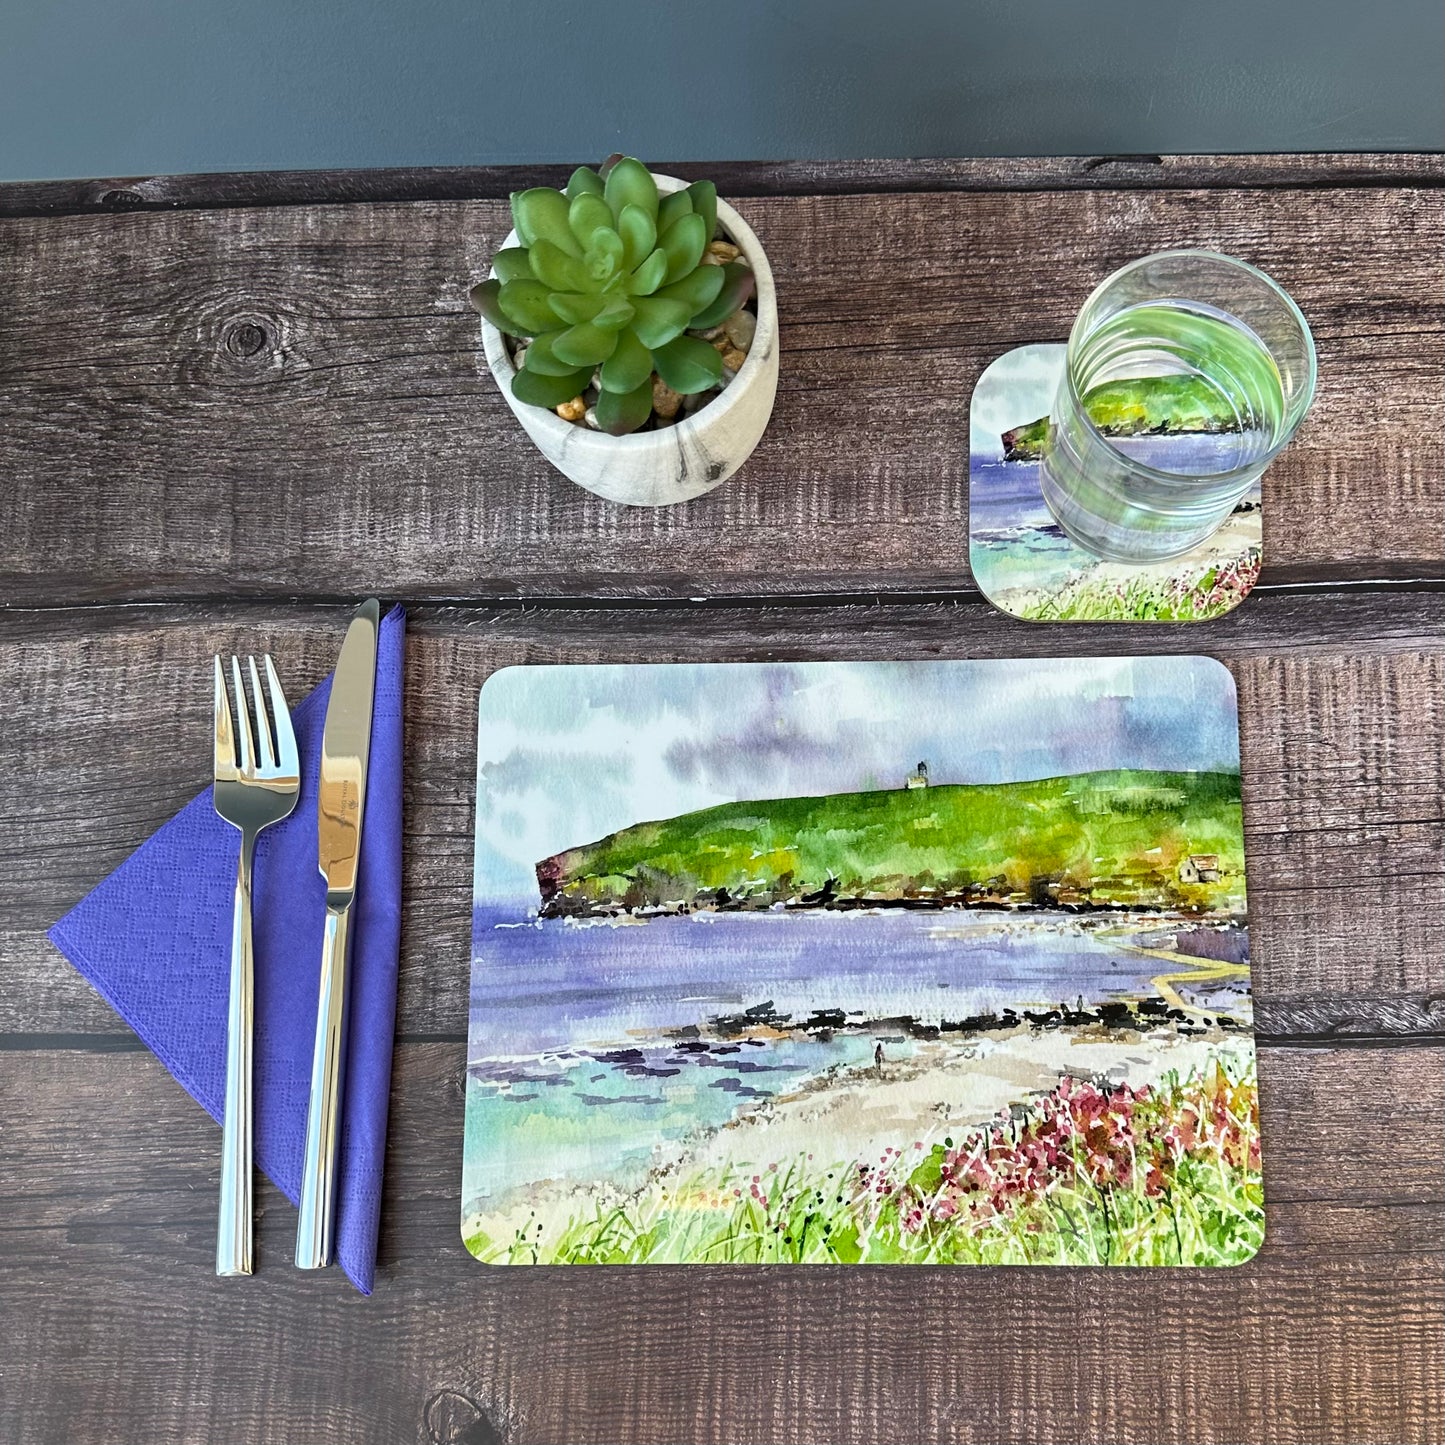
535;768;1244;918
1001;375;1246;461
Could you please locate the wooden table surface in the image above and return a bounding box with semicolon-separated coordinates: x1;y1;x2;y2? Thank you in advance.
1;154;1441;1445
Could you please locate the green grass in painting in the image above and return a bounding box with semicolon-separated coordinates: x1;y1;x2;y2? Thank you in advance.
1001;373;1256;461
538;767;1244;917
1020;549;1262;624
466;1056;1263;1267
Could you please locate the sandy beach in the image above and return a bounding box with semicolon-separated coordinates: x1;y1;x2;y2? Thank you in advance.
686;1020;1251;1177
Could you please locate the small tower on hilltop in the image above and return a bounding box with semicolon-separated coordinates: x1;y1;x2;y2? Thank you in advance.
905;761;929;790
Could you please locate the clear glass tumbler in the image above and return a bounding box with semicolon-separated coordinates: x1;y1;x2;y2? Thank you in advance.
1040;250;1316;562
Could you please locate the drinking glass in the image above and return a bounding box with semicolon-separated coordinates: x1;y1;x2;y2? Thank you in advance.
1040;250;1316;562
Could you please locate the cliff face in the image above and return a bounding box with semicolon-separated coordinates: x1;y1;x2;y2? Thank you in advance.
1000;375;1244;461
534;768;1245;919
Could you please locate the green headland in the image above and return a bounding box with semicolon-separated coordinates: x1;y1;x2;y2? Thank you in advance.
535;767;1244;918
1001;374;1246;461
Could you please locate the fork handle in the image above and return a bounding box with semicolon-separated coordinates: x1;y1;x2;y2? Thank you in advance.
295;901;353;1269
217;832;257;1277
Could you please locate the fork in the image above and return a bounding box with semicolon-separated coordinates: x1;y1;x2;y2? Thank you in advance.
212;655;300;1276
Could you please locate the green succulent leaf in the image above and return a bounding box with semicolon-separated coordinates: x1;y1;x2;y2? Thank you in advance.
511;188;580;257
512;366;592;409
581;228;625;285
592;296;636;331
653;334;724;395
595;375;654;435
497;279;561;335
552;321;620;367
630;295;694;350
660;212;707;284
547;291;606;325
491;247;533;284
528;238;589;293
655;265;725;318
656;188;692;235
688;261;756;329
603;157;658;224
522;332;584;376
616;203;657;271
469;278;512;334
564;166;604;200
627;247;668;296
568;192;614;249
686;180;718;240
599;327;653;394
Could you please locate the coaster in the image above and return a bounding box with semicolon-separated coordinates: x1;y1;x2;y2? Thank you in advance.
969;345;1263;623
463;657;1262;1266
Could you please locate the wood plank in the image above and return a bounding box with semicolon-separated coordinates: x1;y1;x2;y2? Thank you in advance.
2;153;1443;219
3;1040;1437;1270
0;1040;1440;1445
1;187;1440;606
3;1249;1437;1445
3;594;1441;1041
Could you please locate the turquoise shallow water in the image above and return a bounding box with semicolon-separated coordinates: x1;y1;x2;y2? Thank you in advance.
463;907;1184;1213
464;1028;898;1212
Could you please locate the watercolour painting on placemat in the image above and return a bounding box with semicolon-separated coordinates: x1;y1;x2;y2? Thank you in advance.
463;657;1263;1266
968;344;1263;622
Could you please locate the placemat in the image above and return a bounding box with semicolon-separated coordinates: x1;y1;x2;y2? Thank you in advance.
969;344;1263;622
463;656;1262;1265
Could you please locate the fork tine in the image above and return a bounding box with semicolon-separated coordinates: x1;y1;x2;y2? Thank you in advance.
264;656;299;777
247;656;276;771
230;656;255;776
213;655;237;776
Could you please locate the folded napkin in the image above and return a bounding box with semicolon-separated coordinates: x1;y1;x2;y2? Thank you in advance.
48;606;406;1294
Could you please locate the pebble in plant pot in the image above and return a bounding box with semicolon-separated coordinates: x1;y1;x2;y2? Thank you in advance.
470;157;778;507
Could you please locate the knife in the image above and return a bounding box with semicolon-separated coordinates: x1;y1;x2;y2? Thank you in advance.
295;598;380;1269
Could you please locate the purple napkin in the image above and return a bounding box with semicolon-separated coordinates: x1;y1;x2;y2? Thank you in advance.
48;606;406;1294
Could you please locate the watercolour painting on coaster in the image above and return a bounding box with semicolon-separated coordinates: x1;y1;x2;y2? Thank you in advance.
969;344;1263;622
463;658;1263;1266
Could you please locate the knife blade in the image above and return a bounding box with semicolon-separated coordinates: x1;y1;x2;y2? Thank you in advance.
296;598;380;1269
317;599;380;901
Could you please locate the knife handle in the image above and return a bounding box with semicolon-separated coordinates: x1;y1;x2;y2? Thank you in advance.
295;901;352;1269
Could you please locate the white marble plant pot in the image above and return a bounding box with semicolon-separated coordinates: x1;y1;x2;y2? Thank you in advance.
479;175;778;507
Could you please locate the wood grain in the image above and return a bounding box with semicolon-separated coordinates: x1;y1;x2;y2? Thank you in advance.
0;1039;1441;1445
1;187;1440;605
2;155;1442;1445
2;153;1443;218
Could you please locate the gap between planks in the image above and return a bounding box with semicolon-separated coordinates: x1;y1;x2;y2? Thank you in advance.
2;153;1443;219
3;1028;1445;1055
0;572;1442;619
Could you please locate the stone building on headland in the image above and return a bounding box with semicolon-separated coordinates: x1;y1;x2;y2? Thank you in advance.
1178;853;1221;884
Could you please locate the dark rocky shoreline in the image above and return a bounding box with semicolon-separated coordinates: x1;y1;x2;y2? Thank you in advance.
698;992;1249;1046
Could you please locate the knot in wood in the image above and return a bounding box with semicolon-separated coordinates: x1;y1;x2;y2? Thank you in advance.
224;320;270;359
424;1389;501;1444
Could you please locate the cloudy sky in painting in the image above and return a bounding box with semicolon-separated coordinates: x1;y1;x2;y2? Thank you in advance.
969;342;1060;458
472;655;1238;903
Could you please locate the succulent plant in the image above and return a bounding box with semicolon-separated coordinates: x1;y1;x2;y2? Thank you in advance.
470;157;755;435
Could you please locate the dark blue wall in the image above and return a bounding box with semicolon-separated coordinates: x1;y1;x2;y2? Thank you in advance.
1;0;1441;182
